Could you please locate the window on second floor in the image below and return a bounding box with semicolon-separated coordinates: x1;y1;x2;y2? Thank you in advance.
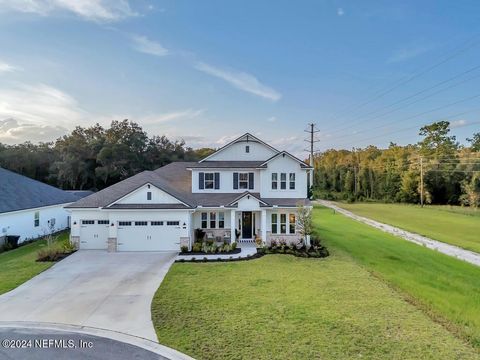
233;172;254;190
245;145;250;153
271;173;278;189
289;173;296;190
199;172;220;190
147;191;152;200
280;173;287;190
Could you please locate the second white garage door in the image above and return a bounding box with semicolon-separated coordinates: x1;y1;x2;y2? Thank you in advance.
117;220;181;251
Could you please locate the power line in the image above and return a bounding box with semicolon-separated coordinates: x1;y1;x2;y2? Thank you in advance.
325;93;480;145
323;34;480;126
325;68;480;136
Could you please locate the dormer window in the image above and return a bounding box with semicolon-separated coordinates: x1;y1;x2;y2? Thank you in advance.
147;191;152;200
245;145;250;153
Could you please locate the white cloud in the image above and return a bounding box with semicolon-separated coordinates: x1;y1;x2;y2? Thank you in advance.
0;82;87;130
388;43;434;63
130;35;169;57
0;61;16;73
195;62;281;102
0;117;67;144
337;7;344;16
0;0;136;22
140;109;206;125
450;119;467;128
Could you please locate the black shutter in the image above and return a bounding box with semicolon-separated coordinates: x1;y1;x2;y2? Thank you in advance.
233;172;238;189
214;172;220;189
199;172;204;189
248;172;254;189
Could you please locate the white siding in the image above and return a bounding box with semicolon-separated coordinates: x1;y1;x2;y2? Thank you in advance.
192;170;261;193
260;156;308;198
116;184;182;204
206;141;277;161
0;204;72;243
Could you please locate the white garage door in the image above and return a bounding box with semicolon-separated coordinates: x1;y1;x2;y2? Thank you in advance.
117;220;182;251
79;220;109;250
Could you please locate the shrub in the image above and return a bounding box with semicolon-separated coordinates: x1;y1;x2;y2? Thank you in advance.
62;240;76;253
37;247;63;262
206;239;214;246
231;242;237;250
180;245;188;253
192;242;202;252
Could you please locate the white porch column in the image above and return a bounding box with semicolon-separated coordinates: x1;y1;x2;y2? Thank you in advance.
261;209;267;245
230;210;236;244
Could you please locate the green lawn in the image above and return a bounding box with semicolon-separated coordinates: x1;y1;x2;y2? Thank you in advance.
313;206;480;347
335;202;480;253
152;212;480;359
0;232;70;295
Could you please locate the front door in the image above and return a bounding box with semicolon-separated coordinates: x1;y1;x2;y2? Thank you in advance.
241;212;253;239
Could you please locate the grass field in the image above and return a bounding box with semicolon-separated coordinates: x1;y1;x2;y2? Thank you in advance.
335;202;480;253
0;232;70;295
152;208;480;359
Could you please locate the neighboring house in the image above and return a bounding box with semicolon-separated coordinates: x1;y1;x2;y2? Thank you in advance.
0;168;92;243
67;133;312;252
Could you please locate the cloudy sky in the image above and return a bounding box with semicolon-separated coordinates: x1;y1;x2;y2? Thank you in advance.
0;0;479;155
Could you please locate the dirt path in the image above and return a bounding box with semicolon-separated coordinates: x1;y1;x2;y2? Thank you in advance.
316;200;480;267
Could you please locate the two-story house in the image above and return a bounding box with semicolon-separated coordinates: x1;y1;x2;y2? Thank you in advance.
66;133;312;251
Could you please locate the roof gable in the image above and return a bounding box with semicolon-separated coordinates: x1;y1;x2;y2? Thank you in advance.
260;151;312;169
199;133;279;162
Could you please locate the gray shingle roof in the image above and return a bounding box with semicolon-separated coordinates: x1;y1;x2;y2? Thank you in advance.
0;167;84;214
66;161;309;209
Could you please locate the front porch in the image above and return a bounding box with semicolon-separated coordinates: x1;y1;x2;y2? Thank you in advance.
191;207;303;248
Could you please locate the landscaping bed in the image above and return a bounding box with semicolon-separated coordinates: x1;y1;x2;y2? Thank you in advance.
179;248;241;256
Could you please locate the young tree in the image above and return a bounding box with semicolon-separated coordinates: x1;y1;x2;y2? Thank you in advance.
296;203;312;246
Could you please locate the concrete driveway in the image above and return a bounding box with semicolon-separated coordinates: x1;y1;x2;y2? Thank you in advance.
0;251;177;341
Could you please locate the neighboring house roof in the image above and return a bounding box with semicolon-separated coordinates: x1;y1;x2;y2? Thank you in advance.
0;167;84;214
199;133;280;162
67;161;308;210
187;161;267;169
260;151;312;169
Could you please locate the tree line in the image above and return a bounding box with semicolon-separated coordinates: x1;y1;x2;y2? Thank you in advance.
313;121;480;207
0;120;214;190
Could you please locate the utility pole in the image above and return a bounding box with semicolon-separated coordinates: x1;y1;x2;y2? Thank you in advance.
304;123;320;191
352;147;357;196
420;157;424;207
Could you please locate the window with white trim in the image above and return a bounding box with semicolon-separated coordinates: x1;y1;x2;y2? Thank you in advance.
201;212;208;229
118;221;132;226
204;173;215;189
151;221;163;226
289;214;296;234
271;173;278;190
238;173;249;189
280;173;287;190
98;220;109;225
34;211;40;227
82;220;94;225
289;173;296;190
219;212;225;229
147;191;152;200
210;212;216;228
167;221;180;226
280;214;287;233
245;145;250;153
135;221;148;226
271;213;278;233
